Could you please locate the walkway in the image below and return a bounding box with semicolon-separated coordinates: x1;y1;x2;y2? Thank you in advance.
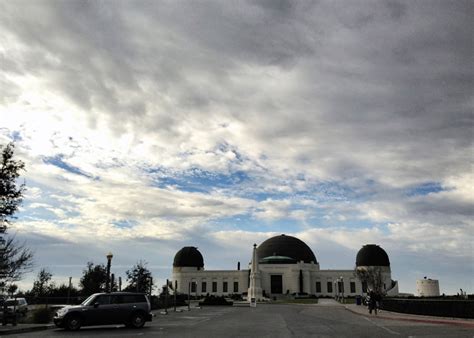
345;303;474;328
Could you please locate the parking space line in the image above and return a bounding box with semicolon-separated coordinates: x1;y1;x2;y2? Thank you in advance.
364;316;401;336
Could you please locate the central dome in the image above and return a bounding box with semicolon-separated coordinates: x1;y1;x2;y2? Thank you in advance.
257;234;317;264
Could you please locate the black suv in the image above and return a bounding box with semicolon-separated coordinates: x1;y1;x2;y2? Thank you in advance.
54;292;152;330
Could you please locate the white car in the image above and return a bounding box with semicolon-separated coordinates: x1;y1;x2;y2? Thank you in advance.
4;298;28;316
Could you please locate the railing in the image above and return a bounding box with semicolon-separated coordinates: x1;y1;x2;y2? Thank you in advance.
380;298;474;319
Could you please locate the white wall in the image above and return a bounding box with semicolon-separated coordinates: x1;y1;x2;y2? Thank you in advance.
172;264;395;297
416;279;440;297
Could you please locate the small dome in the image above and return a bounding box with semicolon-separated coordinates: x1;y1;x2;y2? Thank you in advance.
356;244;390;267
173;247;204;268
257;234;317;264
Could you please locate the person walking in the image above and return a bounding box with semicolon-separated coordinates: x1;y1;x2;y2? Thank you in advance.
368;289;378;315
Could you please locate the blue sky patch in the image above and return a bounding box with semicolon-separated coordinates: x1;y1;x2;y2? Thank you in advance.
43;155;95;179
113;219;137;228
147;166;250;193
407;182;445;196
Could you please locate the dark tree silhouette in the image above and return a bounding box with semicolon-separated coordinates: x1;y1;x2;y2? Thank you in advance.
0;143;33;288
31;268;53;297
124;260;153;294
79;262;108;296
0;143;26;231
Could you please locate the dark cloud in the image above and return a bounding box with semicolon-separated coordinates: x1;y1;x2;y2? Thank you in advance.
1;0;472;294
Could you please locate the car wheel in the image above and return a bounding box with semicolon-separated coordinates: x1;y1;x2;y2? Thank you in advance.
65;315;82;331
129;312;145;328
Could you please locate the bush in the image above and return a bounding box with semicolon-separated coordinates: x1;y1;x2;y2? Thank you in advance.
32;307;54;323
228;294;243;301
199;295;233;306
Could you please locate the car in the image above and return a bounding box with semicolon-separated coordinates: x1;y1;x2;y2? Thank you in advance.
4;298;28;316
54;292;152;331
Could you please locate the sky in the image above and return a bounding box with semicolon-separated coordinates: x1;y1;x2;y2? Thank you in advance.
0;0;472;295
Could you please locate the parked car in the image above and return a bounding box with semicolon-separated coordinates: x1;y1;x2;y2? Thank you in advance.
53;292;152;331
4;298;28;316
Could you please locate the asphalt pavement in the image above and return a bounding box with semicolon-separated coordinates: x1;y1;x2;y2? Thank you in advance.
5;301;474;337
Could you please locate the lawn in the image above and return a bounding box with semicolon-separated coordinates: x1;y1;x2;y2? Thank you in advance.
276;298;319;304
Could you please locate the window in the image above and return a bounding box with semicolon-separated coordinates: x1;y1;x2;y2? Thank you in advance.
362;281;368;293
327;281;333;293
202;282;207;293
95;295;111;305
212;281;217;293
350;282;356;293
191;282;196;293
112;294;145;304
233;281;239;293
316;281;321;293
223;281;228;293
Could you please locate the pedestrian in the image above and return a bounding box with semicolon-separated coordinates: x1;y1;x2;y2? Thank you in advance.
368;289;377;315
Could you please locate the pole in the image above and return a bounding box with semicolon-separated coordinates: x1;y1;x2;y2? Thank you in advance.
149;277;153;297
174;280;177;312
340;276;344;304
188;282;191;311
67;277;72;305
106;252;113;293
111;274;115;292
118;277;122;291
164;279;169;315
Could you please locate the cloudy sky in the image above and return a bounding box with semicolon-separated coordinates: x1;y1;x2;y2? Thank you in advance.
1;0;472;294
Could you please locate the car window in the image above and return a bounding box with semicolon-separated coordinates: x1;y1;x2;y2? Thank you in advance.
94;295;111;305
112;294;145;304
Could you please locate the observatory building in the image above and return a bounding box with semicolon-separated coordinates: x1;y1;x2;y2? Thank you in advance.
171;234;399;298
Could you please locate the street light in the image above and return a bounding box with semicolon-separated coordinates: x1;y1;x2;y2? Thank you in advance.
340;276;344;304
106;252;113;293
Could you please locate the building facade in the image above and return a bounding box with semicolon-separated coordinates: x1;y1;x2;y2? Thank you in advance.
171;234;399;298
416;278;440;297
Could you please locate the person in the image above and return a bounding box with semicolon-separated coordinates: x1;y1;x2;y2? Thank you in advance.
368;289;378;315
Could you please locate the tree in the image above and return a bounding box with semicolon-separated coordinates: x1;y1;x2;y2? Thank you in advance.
7;283;18;296
0;142;33;284
124;261;153;294
79;262;108;296
48;283;79;299
0;236;33;285
355;266;384;295
0;143;26;230
31;268;53;297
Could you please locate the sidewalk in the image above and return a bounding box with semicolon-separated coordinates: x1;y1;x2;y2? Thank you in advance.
0;323;55;336
345;303;474;328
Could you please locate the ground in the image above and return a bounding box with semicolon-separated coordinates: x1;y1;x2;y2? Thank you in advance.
9;300;474;337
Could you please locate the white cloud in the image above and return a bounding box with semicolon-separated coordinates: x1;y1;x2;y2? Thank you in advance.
0;0;472;294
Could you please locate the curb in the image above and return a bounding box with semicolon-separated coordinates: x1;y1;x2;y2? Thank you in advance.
0;324;55;336
344;306;474;328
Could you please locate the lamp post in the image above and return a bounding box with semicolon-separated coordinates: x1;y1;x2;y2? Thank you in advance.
67;277;72;304
106;252;113;293
340;276;344;304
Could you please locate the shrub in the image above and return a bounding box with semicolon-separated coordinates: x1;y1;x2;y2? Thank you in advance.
228;294;243;301
199;295;233;306
32;307;54;323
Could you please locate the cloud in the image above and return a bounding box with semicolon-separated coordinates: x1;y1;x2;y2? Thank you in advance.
0;0;472;294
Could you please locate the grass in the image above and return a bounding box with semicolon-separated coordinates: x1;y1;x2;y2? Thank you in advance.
339;298;356;304
275;298;319;304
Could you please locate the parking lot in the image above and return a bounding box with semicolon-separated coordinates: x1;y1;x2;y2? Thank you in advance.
6;301;474;337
